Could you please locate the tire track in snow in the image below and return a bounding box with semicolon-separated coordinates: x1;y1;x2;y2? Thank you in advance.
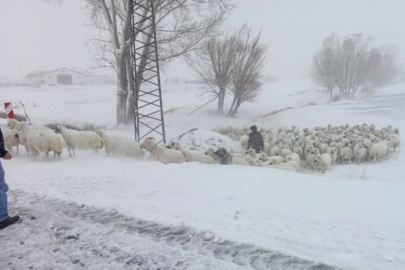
0;190;344;270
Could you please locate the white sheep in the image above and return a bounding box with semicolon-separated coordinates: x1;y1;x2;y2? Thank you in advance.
7;119;21;130
258;153;269;162
0;126;19;154
247;159;258;166
19;123;63;158
279;148;292;159
244;148;262;164
369;141;389;162
304;144;314;160
353;142;368;163
263;142;271;155
55;125;103;157
267;163;296;172
385;134;400;151
337;146;352;164
325;147;338;165
167;141;215;164
268;156;286;163
231;157;250;166
230;153;244;159
9;119;64;155
205;148;221;164
239;135;249;150
285;153;301;165
293;146;304;159
140;137;186;164
96;130;144;159
285;160;300;171
314;153;332;173
269;145;281;157
305;148;319;169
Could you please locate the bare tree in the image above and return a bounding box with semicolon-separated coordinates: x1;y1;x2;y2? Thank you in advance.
311;34;339;100
186;32;240;115
366;46;402;87
86;0;132;124
312;33;373;100
334;33;372;99
85;0;234;124
228;27;267;117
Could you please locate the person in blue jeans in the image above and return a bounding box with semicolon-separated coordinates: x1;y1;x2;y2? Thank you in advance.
0;127;20;230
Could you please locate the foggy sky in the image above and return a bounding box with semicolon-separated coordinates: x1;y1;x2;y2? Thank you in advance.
1;0;405;81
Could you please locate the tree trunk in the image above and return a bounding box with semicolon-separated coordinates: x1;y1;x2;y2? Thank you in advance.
126;56;135;124
217;86;226;114
116;55;128;125
230;99;242;117
228;95;237;115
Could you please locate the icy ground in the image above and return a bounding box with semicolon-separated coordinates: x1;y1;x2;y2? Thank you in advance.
1;81;405;270
1;190;340;270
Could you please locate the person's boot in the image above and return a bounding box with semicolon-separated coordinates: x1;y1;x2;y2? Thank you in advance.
0;216;20;230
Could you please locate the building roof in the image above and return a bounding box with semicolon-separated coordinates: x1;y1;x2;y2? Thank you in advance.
43;68;86;76
25;70;50;78
26;68;87;78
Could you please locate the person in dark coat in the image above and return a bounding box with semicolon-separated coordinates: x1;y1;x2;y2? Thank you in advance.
0;128;20;230
214;147;232;165
247;125;264;153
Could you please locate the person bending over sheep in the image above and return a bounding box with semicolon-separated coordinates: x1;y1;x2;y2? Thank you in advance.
214;147;232;165
247;125;264;153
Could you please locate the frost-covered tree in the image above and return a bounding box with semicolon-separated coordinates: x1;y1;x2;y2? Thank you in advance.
311;34;339;100
186;31;240;115
85;0;234;124
312;33;373;99
187;25;267;117
228;27;267;117
366;46;402;87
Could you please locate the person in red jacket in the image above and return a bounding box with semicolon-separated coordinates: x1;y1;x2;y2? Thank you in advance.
0;128;20;230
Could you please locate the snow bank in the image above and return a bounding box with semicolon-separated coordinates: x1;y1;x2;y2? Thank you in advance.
170;128;243;152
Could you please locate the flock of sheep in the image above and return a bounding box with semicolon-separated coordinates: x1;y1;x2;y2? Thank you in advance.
1;119;401;175
1;119;144;159
137;124;402;174
210;124;401;173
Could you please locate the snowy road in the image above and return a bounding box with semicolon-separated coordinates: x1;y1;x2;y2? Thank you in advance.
1;190;341;270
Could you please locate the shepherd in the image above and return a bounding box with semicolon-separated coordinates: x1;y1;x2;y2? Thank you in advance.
247;125;264;153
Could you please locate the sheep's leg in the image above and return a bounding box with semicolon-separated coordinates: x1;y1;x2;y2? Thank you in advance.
67;148;73;157
73;148;76;157
16;145;19;155
25;145;29;155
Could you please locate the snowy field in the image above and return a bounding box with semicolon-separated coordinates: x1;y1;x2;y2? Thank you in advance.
1;81;405;270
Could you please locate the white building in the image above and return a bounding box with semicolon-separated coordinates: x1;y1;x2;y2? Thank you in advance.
43;68;86;86
25;71;49;85
25;68;115;86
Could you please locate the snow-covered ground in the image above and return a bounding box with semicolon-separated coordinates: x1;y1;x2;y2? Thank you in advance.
1;81;405;270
